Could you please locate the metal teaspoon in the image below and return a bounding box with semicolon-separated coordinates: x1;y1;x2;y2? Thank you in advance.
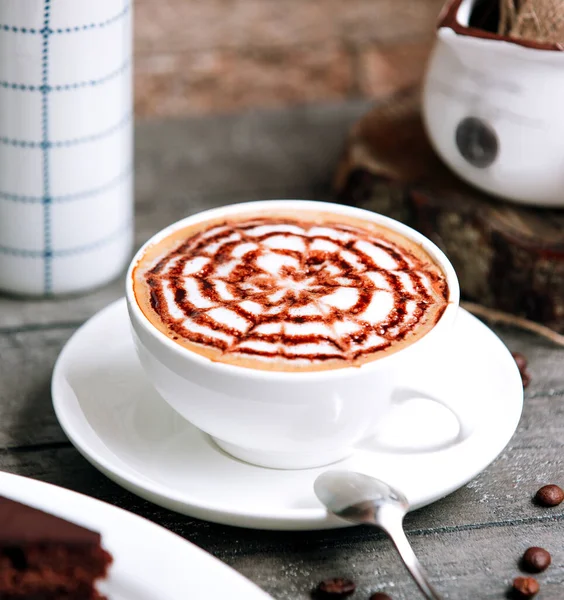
314;470;443;600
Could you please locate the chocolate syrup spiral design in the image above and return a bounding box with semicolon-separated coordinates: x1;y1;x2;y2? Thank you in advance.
144;217;448;368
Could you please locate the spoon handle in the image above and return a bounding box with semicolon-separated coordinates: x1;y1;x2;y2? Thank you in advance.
379;516;443;600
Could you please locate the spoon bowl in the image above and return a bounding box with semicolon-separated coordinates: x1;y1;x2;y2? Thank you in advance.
314;471;409;521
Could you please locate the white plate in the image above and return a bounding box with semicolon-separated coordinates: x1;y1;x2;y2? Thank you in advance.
0;471;272;600
52;299;523;531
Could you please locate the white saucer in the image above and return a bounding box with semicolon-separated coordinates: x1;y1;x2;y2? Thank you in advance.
52;299;523;531
0;471;271;599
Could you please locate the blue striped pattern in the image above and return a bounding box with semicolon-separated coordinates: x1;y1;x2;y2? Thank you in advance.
0;220;132;258
0;1;132;294
0;4;130;35
0;58;130;92
0;166;131;204
41;0;52;292
0;112;131;148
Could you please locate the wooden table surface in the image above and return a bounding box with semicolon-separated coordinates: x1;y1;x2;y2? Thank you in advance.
1;103;564;600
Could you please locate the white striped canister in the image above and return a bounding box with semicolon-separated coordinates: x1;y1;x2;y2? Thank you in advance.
0;0;133;296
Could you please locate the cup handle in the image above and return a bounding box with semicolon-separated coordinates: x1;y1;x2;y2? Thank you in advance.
357;386;475;454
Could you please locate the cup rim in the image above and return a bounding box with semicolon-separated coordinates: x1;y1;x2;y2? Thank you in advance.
126;199;460;381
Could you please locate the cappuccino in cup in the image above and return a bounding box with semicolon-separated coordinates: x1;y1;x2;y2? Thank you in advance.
132;210;448;372
127;201;460;469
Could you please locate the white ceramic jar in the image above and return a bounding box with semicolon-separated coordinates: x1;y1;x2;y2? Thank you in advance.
0;0;133;296
423;0;564;207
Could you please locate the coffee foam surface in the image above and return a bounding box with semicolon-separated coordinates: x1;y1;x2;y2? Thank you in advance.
133;212;449;371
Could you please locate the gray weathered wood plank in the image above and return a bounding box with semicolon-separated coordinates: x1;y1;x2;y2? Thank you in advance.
1;102;564;600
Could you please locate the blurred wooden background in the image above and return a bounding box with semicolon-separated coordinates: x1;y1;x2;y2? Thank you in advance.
134;0;444;118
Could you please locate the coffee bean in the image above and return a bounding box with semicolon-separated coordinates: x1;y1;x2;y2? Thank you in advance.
512;576;539;598
369;594;392;600
535;484;564;507
313;578;356;598
521;371;532;388
521;547;551;573
512;352;528;371
511;352;531;388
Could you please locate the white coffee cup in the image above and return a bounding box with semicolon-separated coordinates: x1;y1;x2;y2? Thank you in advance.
126;200;464;469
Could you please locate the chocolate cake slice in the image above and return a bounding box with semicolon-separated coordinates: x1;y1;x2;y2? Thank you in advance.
0;495;112;599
